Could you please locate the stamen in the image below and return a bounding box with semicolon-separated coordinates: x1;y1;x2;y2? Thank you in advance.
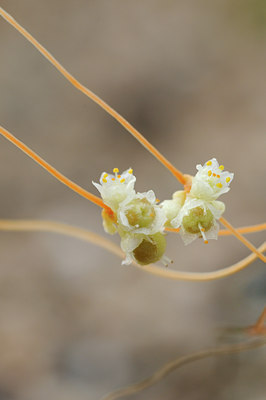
199;223;208;244
120;178;125;183
113;168;119;174
226;177;230;183
213;173;216;177
206;161;212;166
219;165;224;170
103;173;108;179
111;178;115;181
208;170;212;176
128;168;133;174
117;175;121;178
102;178;107;183
217;174;220;178
216;183;223;188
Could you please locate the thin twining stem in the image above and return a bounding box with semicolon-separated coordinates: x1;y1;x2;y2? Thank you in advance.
219;223;266;236
220;217;266;263
0;219;264;282
100;339;266;400
0;7;186;185
0;219;123;258
0;125;107;210
166;223;266;236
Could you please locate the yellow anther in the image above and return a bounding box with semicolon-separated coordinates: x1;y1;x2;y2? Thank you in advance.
206;161;212;166
208;170;212;176
102;178;107;183
113;168;119;174
128;168;133;174
117;175;121;178
120;178;125;183
226;177;230;183
219;165;224;171
204;240;209;244
111;178;115;181
217;174;220;178
216;183;223;188
213;173;216;177
103;173;108;178
156;198;160;203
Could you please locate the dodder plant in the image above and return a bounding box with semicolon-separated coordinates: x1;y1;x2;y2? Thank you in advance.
0;7;265;398
0;7;265;280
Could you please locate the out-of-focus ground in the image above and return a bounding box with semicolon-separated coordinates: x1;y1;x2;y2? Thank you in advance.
0;1;265;399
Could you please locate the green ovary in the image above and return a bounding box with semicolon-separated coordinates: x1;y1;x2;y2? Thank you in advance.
133;233;166;265
126;199;155;228
182;207;213;234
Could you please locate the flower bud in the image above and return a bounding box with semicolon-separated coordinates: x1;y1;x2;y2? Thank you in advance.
161;190;186;227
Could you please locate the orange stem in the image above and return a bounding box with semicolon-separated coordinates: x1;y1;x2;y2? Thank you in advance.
219;217;266;263
219;223;266;236
165;223;266;236
0;7;186;185
0;125;107;210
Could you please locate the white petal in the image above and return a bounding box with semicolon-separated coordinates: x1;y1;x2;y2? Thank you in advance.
205;221;219;240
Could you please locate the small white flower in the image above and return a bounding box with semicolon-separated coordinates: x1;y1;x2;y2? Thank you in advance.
118;190;166;235
172;197;225;245
93;168;136;211
120;232;168;266
179;219;220;245
190;158;234;201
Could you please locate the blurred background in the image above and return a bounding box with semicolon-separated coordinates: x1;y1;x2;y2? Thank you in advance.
0;0;265;399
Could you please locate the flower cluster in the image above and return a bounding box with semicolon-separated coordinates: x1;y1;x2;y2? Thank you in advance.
93;159;233;265
93;168;168;265
165;158;234;245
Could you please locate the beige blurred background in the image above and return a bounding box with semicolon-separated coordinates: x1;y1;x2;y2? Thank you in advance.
0;1;265;399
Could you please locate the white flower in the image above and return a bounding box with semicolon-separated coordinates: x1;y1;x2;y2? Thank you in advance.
120;232;168;266
179;219;220;245
93;168;136;211
172;197;225;245
190;158;234;201
117;190;166;235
